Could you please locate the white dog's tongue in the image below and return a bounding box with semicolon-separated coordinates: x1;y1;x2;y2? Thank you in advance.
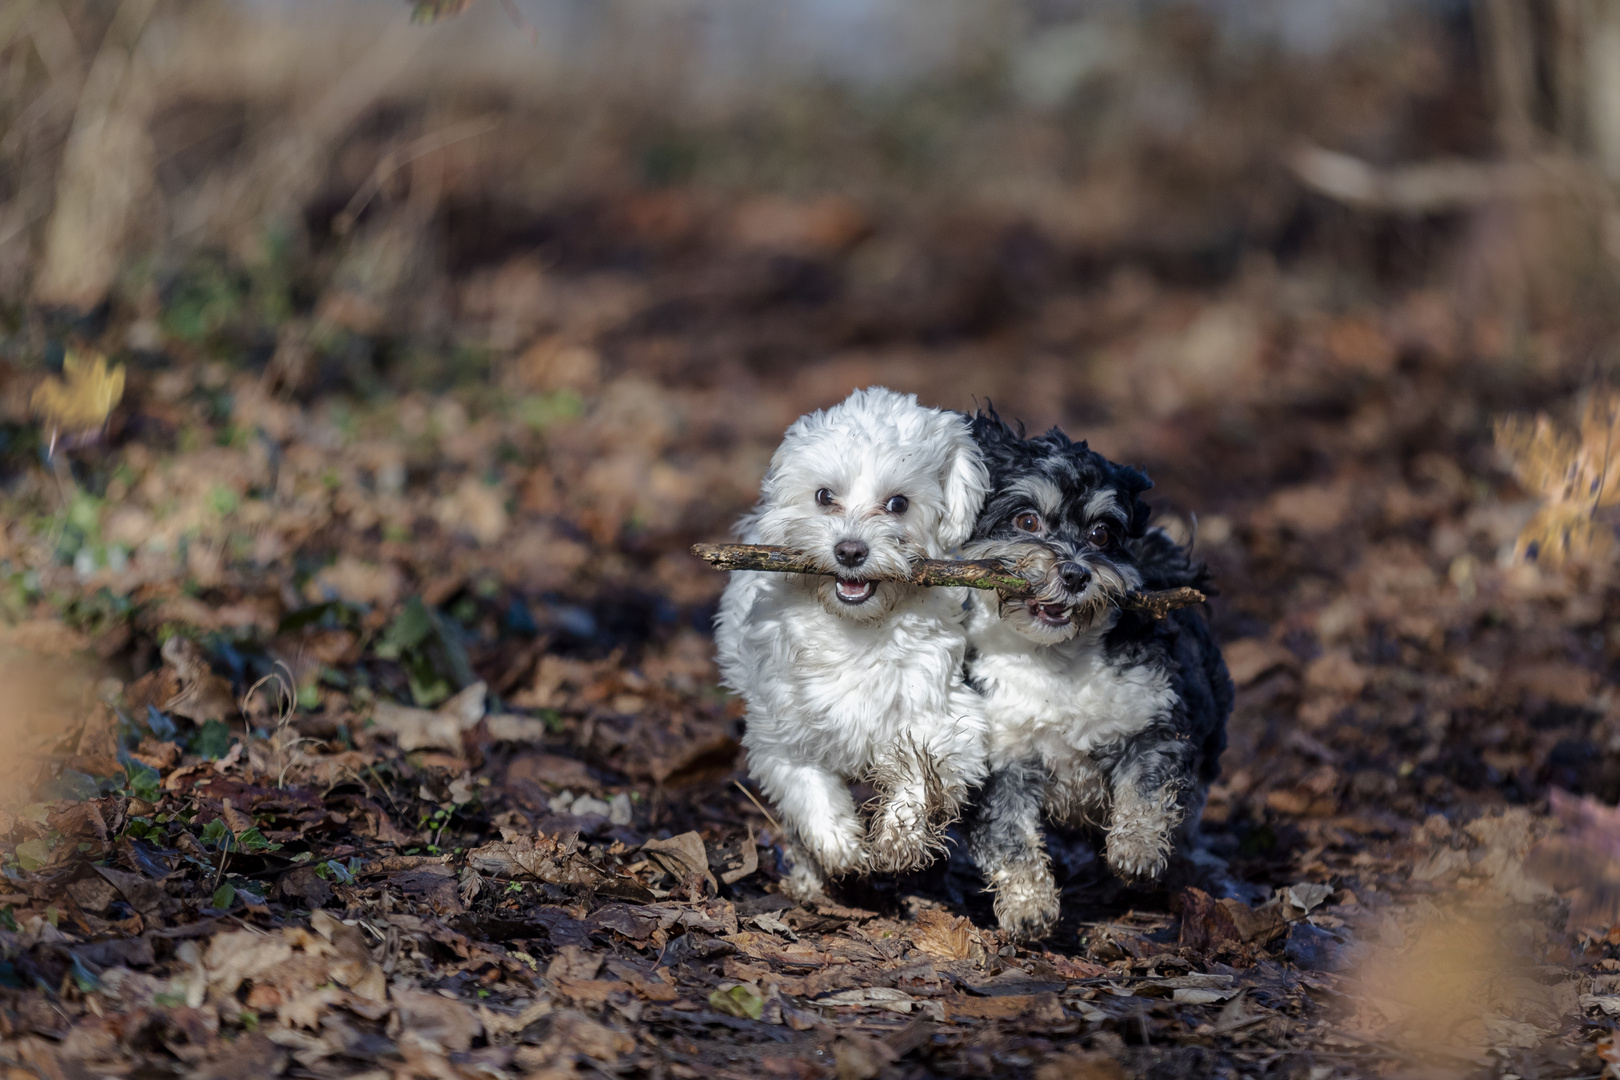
836;579;875;602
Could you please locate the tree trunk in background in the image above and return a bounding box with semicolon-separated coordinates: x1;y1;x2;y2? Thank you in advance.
1589;0;1620;180
1476;0;1538;155
31;0;158;312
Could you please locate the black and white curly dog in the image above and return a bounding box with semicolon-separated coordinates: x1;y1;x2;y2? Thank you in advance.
961;412;1233;942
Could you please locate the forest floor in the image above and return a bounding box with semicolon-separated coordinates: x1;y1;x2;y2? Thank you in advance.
0;187;1615;1080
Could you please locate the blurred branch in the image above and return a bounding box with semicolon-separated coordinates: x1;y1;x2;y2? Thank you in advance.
1288;144;1566;213
333;117;502;237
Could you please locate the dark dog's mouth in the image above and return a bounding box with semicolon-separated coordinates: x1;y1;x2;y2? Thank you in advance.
1028;600;1072;626
835;579;877;604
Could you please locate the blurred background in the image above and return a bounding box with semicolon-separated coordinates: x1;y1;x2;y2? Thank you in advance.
5;4;1620;1066
4;0;1620;837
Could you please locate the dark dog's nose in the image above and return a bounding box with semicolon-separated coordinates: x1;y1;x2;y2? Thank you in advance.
834;540;869;568
1059;562;1092;591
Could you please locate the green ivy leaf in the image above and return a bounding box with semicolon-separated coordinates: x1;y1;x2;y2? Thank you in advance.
125;761;161;804
190;720;233;761
13;839;50;872
199;819;230;850
315;859;355;885
234;827;281;854
211;882;236;910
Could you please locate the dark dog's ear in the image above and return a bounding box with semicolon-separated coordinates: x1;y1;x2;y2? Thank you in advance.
1116;462;1154;537
969;406;1021;452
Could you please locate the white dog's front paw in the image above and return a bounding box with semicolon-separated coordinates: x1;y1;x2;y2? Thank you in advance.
800;821;867;877
1106;822;1171;886
867;805;936;874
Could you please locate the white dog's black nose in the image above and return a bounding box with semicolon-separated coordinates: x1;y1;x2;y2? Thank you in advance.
834;540;868;568
1058;561;1091;591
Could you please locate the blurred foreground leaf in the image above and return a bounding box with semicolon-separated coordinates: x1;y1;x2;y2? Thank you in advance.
30;350;124;435
708;984;764;1020
1496;392;1620;568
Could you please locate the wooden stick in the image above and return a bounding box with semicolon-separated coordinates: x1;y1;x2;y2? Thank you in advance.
690;543;1205;617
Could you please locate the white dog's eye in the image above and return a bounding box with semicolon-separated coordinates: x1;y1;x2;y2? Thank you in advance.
884;495;909;514
1014;511;1041;533
1088;522;1115;548
815;488;836;507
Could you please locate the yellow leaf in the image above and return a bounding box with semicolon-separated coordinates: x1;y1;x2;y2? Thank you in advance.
29;350;125;433
1495;390;1620;568
1514;502;1614;569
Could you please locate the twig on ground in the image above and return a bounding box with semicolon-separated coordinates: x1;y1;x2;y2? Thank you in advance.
733;779;781;832
690;543;1206;618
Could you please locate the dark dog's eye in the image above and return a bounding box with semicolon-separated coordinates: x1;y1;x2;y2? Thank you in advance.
1014;512;1041;533
1088;522;1115;548
885;495;909;514
816;488;835;507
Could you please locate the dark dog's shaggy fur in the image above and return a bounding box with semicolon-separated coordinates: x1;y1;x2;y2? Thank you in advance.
961;412;1233;941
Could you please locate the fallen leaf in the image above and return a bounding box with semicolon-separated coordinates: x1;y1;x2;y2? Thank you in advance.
393;985;481;1053
160;637;240;725
943;992;1065;1022
309;910;386;1000
372;681;487;752
640;832;717;894
1035;1051;1128;1080
910;909;977;963
1222;638;1296;687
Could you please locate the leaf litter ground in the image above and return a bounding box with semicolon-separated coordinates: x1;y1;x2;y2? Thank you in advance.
0;195;1618;1079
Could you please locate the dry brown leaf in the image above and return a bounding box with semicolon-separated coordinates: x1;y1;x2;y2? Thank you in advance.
1222;638;1296;688
1036;1051;1128;1080
160;636;239;725
910;909;978;963
309;910;387;1001
371;681;487;752
640;831;717;894
943;993;1065;1022
466;832;620;891
392;986;482;1053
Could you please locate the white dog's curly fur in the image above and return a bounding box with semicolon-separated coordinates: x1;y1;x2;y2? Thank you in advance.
714;387;991;902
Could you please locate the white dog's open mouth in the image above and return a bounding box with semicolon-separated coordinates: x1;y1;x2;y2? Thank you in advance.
835;579;876;604
1029;600;1072;626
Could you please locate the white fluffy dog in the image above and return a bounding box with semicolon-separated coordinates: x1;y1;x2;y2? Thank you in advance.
715;387;991;902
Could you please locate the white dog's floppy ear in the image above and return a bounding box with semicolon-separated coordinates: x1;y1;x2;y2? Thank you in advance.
937;415;990;552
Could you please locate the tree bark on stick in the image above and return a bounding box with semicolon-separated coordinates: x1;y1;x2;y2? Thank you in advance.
690;543;1204;618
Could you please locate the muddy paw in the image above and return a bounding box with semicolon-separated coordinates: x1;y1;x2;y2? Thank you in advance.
991;865;1062;943
779;860;830;904
1106;825;1171;887
800;823;867;877
866;811;938;873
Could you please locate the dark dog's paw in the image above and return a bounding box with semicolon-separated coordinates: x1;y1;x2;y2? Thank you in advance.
1105;824;1171;887
990;862;1062;943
